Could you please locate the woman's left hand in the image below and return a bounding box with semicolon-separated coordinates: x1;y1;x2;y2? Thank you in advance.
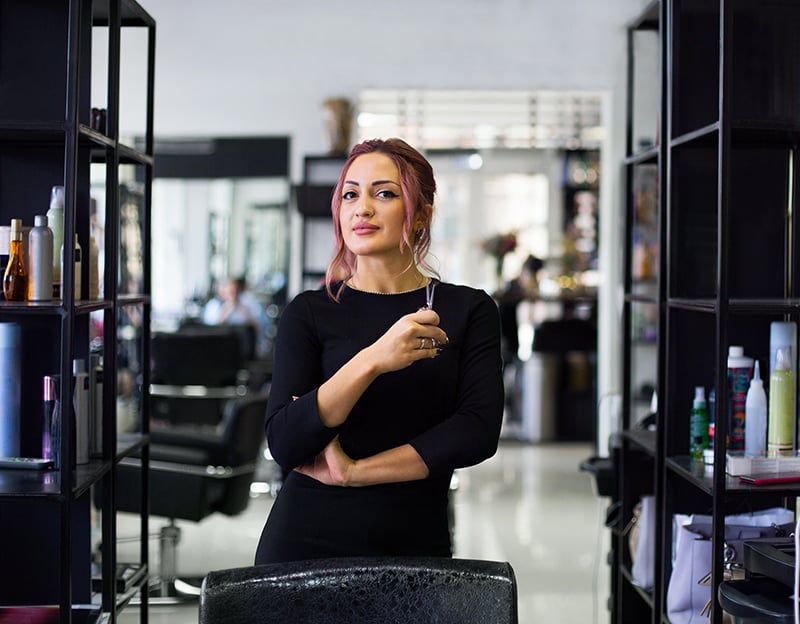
294;436;355;486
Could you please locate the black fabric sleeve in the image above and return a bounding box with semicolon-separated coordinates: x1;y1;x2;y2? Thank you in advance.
264;294;339;470
409;291;504;478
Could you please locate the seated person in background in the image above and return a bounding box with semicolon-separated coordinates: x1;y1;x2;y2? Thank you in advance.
493;254;543;364
202;276;269;358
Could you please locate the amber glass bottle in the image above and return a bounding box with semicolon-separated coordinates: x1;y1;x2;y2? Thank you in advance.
3;219;28;301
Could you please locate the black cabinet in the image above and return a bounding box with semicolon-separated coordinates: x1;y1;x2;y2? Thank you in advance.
0;1;154;622
616;1;800;622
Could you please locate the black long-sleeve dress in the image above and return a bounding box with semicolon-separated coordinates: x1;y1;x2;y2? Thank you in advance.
254;281;504;564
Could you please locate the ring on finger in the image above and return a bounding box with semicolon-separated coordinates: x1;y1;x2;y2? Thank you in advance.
418;337;426;350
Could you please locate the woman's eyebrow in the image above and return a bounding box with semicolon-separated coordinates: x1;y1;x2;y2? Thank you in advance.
343;179;400;187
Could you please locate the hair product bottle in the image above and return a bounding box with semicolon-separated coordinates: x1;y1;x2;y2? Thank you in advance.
690;386;709;460
744;360;767;456
28;215;54;301
0;323;21;457
770;321;797;383
3;219;28;301
88;235;99;300
0;226;9;302
61;234;81;300
73;358;89;465
727;345;754;451
89;353;103;457
47;185;64;298
768;346;794;457
42;375;58;463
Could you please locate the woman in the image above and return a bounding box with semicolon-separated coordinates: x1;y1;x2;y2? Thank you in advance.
255;138;504;564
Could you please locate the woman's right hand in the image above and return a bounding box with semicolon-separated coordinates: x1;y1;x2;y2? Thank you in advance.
364;308;448;374
315;310;449;429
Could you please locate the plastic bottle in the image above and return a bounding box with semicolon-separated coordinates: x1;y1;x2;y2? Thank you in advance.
47;185;64;299
770;321;797;381
0;323;22;458
28;215;54;301
0;226;9;302
690;386;709;460
61;234;81;300
768;346;795;456
744;360;767;456
3;219;28;301
727;346;754;451
73;358;89;465
88;235;99;300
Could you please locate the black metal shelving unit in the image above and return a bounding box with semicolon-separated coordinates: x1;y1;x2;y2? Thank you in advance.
615;1;800;622
295;154;347;290
0;1;154;622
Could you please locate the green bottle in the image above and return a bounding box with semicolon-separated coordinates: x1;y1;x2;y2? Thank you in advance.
768;346;795;456
690;386;709;460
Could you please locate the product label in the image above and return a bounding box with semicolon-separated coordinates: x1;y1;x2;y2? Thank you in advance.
728;366;752;451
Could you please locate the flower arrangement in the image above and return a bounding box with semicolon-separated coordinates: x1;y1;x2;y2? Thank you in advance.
481;231;518;281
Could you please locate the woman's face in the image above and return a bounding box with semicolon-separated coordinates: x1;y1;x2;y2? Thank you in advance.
339;152;409;261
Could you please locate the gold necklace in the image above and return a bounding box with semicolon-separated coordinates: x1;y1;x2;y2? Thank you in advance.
347;274;427;295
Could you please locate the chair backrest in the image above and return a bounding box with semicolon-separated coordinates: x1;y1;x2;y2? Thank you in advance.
219;392;269;466
200;557;518;624
151;326;244;387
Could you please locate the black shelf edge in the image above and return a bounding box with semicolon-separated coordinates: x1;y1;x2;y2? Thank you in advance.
0;458;109;500
0;300;109;315
670;122;719;149
118;293;150;307
624;146;659;166
628;0;659;31
118;143;154;167
116;433;148;461
623;429;657;455
79;124;115;149
625;293;658;305
667;298;717;312
668;298;800;314
0;300;67;316
670;121;800;150
728;298;800;313
0;606;102;624
665;456;714;494
667;455;800;496
93;0;155;27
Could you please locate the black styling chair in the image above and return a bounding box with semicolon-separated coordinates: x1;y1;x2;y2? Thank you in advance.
150;326;252;428
199;557;518;624
116;391;269;604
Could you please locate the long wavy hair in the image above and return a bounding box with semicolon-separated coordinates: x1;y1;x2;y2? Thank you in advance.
325;138;438;301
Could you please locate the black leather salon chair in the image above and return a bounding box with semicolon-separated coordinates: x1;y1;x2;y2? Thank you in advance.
115;391;269;603
150;325;254;427
199;556;518;624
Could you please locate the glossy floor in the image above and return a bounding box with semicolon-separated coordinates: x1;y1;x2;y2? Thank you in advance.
117;441;610;624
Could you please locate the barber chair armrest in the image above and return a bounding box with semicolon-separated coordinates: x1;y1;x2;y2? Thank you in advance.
121;456;257;479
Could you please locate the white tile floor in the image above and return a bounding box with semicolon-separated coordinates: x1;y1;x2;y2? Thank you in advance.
117;441;611;624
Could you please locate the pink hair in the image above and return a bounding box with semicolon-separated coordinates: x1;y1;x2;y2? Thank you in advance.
325;138;437;301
